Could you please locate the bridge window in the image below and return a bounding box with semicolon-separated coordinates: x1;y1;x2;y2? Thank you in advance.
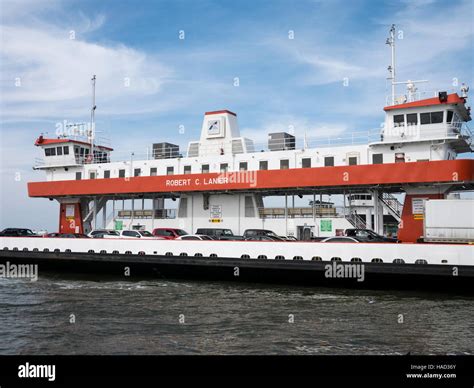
372;154;383;164
202;164;210;173
406;113;418;125
184;165;191;174
302;158;311;168
259;160;268;170
45;147;56;156
119;169;125;178
166;166;174;175
393;114;405;127
420;111;444;125
447;110;454;124
239;162;248;171
280;159;289;170
56;146;63;155
324;156;334;167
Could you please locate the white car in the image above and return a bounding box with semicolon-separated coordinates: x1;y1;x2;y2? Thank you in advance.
321;236;360;243
88;229;121;239
118;230;164;239
176;234;213;241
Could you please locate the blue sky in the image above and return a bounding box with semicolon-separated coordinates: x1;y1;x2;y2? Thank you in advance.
0;0;473;231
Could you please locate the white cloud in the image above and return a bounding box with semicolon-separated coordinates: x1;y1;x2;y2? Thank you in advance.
0;8;173;121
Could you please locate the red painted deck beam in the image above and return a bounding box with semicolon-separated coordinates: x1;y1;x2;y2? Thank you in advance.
28;159;474;198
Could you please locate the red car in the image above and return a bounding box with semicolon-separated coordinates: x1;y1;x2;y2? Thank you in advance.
152;228;188;240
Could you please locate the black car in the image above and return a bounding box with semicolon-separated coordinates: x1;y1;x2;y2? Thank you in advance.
344;229;399;243
0;228;37;237
242;229;284;241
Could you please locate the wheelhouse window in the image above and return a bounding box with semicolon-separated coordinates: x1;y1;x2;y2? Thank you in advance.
202;164;210;173
280;159;289;170
239;162;247;171
302;158;311;168
324;156;334;167
447;110;454;124
259;161;268;170
45;148;55;156
372;153;383;164
56;146;63;156
420;111;444;125
118;169;126;178
166;166;174;175
63;146;69;155
150;167;157;176
406;113;418;126
393;114;405;127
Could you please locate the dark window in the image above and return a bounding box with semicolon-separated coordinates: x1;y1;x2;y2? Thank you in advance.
406;113;418;125
184;165;191;174
420;112;430;125
104;170;110;178
166;166;174;175
259;161;268;170
239;162;247;171
123;230;139;237
348;156;358;166
63;146;69;155
302;158;311;168
447;110;454;123
431;111;443;124
80;148;85;156
134;168;141;177
118;169;125;178
75;172;82;180
393;114;405;127
74;146;80;155
220;163;228;173
280;159;289;169
420;111;444;125
324;156;334;167
150;167;157;176
56;146;63;155
372;153;383;164
202;164;210;173
89;172;96;179
45;148;52;156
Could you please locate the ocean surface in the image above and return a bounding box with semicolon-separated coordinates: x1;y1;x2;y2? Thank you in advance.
0;273;473;355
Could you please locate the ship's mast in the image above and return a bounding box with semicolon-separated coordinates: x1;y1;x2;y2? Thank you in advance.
386;24;396;105
90;75;97;160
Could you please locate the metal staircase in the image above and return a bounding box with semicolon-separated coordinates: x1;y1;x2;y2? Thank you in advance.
378;192;403;222
345;212;367;229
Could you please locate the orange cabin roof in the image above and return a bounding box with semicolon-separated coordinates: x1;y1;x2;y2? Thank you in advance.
384;93;466;111
34;136;113;151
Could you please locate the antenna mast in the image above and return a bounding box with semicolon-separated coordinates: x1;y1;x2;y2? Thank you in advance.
386;24;396;105
90;75;97;160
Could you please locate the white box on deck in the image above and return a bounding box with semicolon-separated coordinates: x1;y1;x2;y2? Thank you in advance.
424;199;474;241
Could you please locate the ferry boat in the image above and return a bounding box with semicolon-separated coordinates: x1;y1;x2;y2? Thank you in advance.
1;25;473;290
